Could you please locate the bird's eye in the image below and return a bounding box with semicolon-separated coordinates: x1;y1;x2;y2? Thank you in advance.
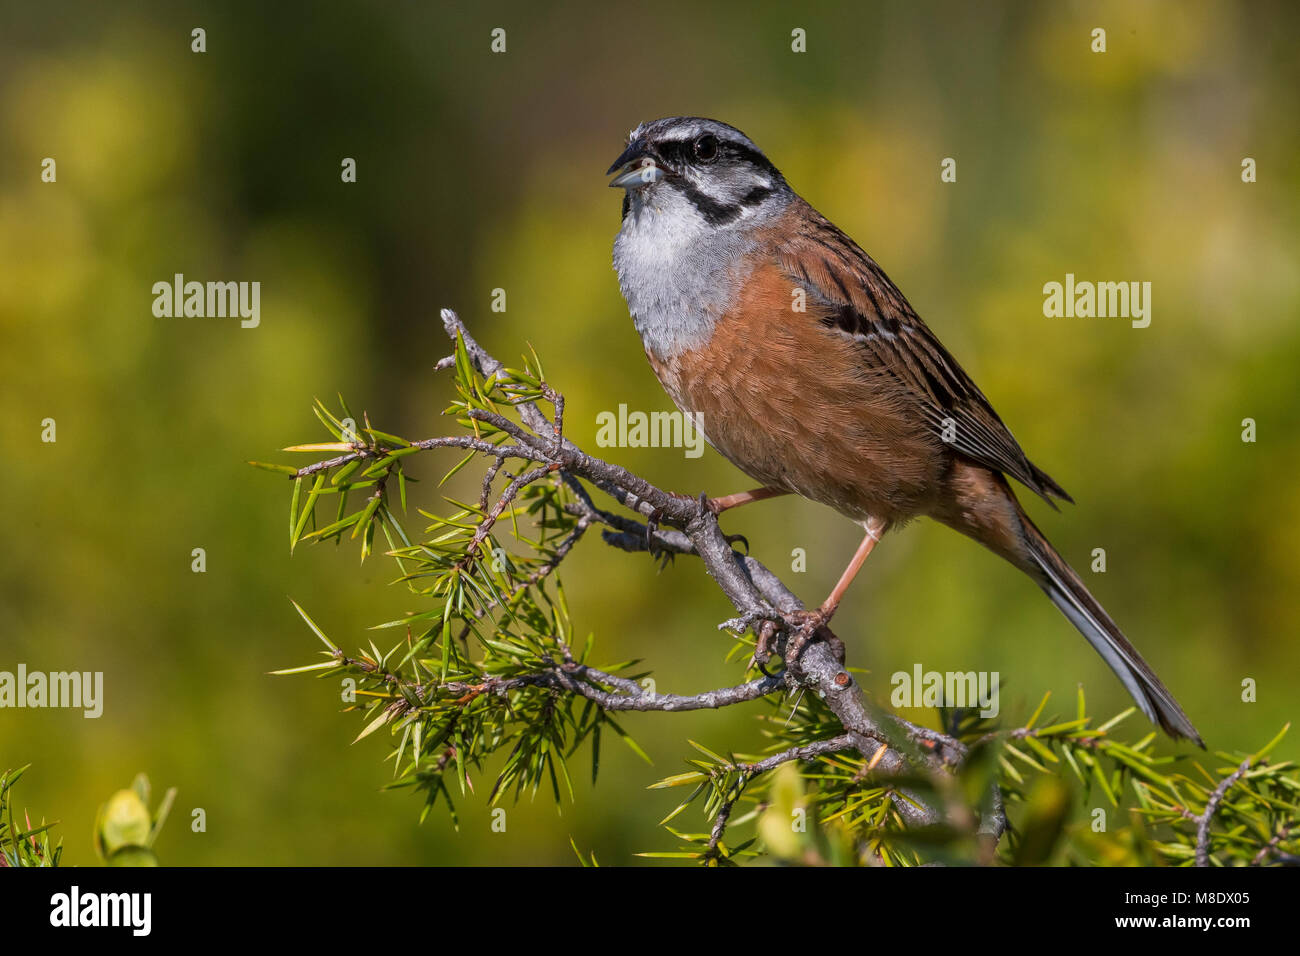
692;134;718;163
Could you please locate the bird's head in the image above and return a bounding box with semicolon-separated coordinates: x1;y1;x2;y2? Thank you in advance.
607;116;789;225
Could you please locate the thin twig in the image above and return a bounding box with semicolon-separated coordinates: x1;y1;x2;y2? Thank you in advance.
1251;823;1293;866
308;309;960;834
1196;759;1251;867
741;735;854;774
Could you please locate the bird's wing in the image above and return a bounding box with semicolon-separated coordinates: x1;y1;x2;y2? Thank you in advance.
772;201;1072;506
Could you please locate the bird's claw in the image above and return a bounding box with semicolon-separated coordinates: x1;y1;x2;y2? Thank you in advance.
778;608;846;666
751;619;782;675
686;492;748;550
719;608;785;674
718;594;848;673
645;506;664;559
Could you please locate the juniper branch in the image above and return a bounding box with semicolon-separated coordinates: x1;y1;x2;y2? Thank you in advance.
436;309;952;826
284;309;972;842
273;309;1300;866
1196;758;1251;867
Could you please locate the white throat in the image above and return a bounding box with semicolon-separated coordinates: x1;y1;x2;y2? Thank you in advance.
612;186;782;360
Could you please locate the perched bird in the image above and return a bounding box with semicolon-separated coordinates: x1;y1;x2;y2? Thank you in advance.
607;116;1201;745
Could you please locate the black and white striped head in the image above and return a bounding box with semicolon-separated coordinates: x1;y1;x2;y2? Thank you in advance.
607;117;790;226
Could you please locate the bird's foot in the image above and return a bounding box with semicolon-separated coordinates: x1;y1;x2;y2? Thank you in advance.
688;493;750;551
719;605;846;674
667;489;725;515
668;490;734;519
719;608;784;676
644;506;663;557
782;607;826;663
781;607;846;667
660;492;751;553
643;507;676;569
723;531;749;554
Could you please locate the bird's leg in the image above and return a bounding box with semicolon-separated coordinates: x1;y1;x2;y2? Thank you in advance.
820;517;888;618
706;488;787;553
668;486;788;553
706;485;788;515
784;516;889;663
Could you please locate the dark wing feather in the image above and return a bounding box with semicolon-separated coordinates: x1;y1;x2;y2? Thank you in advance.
776;201;1072;506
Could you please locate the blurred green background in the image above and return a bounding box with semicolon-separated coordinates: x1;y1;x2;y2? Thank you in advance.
2;0;1297;865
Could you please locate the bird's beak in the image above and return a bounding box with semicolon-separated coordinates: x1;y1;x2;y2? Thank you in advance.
607;141;668;188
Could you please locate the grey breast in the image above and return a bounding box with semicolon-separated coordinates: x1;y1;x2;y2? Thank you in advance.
612;187;760;362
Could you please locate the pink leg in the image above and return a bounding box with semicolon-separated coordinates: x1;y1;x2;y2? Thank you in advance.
819;516;889;619
773;517;891;667
708;486;788;515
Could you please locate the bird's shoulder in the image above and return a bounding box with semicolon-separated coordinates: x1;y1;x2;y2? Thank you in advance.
752;199;1072;506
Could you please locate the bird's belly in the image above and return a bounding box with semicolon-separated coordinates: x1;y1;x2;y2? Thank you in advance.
646;313;946;525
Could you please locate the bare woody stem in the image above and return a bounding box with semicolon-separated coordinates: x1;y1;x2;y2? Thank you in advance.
1196;759;1251;867
432;310;958;827
298;309;971;837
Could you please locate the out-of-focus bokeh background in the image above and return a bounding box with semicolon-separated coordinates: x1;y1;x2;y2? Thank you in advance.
2;1;1297;865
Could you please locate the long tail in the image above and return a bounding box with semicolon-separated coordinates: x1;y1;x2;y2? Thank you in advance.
1016;507;1204;746
935;462;1202;746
